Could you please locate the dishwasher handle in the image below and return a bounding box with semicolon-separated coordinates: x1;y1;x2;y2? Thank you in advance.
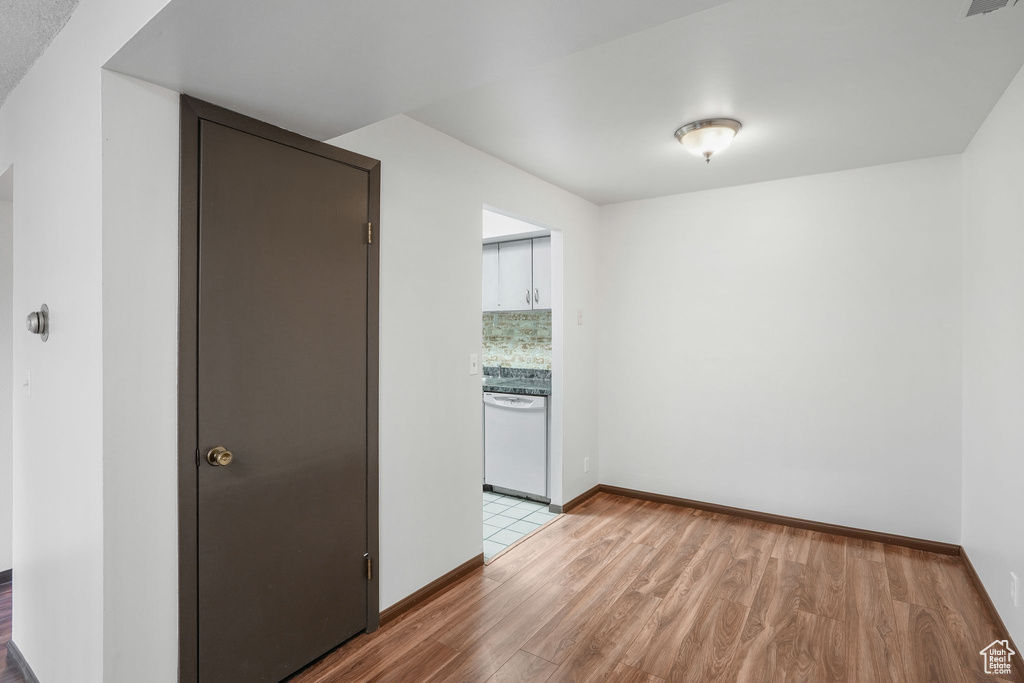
484;392;545;410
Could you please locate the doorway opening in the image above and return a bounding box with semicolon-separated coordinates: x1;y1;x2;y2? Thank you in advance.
0;164;14;674
480;208;564;561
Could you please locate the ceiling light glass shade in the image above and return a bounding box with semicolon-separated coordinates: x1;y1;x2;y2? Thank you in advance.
675;119;742;163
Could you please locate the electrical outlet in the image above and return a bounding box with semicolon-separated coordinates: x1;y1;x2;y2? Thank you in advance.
1012;572;1019;608
469;353;479;375
577;309;584;325
584;457;590;473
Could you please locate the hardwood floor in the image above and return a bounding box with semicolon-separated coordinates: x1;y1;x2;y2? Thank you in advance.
292;492;1021;683
0;580;26;683
0;495;1013;682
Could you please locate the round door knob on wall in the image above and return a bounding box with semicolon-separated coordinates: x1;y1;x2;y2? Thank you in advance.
26;304;49;342
207;446;234;467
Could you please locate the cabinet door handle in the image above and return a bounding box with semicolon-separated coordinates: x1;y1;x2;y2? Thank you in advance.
535;288;540;304
526;289;532;305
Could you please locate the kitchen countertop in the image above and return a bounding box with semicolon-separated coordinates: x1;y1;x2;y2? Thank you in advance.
482;367;551;396
482;376;551;396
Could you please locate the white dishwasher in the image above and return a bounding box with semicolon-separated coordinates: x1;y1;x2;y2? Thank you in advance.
484;392;547;499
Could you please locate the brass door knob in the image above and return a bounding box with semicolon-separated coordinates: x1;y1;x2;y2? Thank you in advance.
207;446;234;467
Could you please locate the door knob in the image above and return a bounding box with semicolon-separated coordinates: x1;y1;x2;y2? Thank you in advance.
26;304;49;342
207;446;234;467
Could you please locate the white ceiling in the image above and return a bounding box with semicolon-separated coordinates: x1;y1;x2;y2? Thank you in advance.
107;0;1024;205
410;0;1024;204
0;0;80;107
105;0;734;140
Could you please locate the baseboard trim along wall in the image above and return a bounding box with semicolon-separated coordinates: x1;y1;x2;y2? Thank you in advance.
557;484;602;514
379;553;484;625
597;484;961;556
959;546;1020;660
5;641;41;683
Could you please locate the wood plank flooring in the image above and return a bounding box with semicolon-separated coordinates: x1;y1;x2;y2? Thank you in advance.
0;580;26;683
0;494;1013;682
291;492;1020;683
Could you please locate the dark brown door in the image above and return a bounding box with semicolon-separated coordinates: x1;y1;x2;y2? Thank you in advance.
196;120;369;682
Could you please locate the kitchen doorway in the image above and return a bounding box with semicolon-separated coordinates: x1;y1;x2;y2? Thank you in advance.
480;208;564;560
0;166;13;667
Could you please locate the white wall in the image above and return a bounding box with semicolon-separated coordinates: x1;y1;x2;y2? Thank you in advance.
330;115;601;608
962;63;1024;646
101;70;180;683
598;156;963;543
0;197;12;574
0;0;172;680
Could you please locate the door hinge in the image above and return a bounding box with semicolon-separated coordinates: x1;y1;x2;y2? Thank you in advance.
365;554;373;581
367;221;373;245
195;447;200;468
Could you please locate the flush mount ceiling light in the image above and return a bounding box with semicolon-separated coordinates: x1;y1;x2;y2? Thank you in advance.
675;118;742;164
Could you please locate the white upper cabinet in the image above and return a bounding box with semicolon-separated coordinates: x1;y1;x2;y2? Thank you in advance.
482;243;500;311
531;237;551;311
482;236;553;312
497;239;534;311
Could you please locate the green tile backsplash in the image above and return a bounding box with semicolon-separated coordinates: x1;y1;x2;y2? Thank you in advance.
482;311;552;370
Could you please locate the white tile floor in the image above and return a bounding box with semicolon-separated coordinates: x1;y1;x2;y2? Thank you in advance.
482;491;558;560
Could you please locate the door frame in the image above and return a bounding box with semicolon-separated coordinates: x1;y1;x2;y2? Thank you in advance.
177;95;380;682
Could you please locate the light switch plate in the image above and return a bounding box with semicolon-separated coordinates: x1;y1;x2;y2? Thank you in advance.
469;353;479;375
